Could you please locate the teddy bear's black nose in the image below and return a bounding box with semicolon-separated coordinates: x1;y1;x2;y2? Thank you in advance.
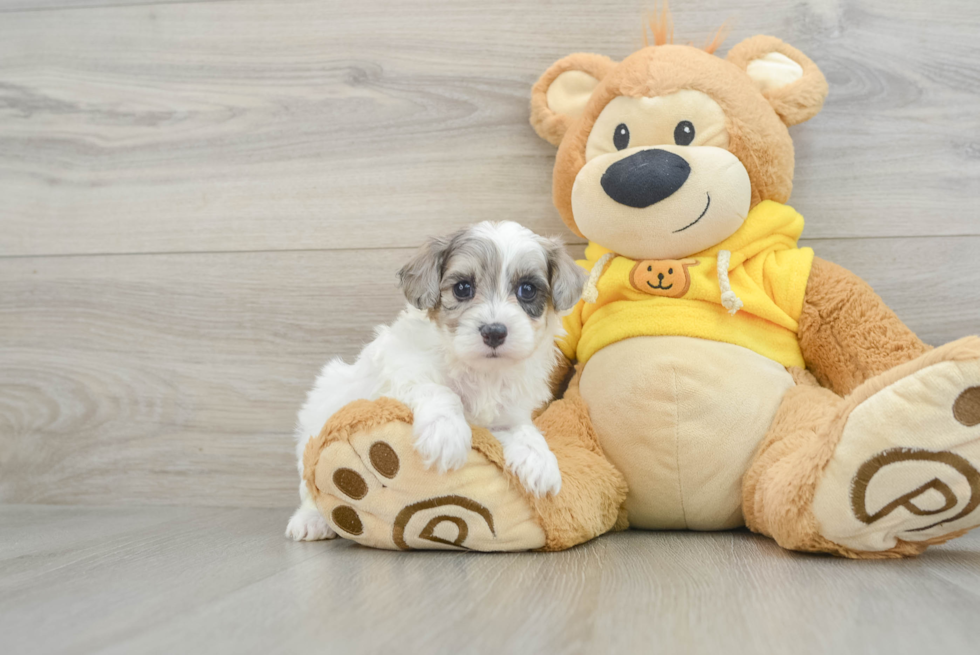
600;149;691;208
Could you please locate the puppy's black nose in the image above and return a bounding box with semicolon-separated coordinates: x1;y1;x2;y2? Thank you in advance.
600;149;691;208
480;323;507;348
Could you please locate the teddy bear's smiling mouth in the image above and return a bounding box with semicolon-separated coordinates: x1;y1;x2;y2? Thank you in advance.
672;192;711;234
647;281;674;290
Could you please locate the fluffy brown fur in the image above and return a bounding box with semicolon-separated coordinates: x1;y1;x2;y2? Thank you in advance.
799;257;931;396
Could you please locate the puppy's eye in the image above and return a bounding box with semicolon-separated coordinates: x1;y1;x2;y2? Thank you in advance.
452;281;473;301
516;283;537;301
674;121;695;146
613;123;630;150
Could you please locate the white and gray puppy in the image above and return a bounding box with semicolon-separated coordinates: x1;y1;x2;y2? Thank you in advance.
286;220;587;541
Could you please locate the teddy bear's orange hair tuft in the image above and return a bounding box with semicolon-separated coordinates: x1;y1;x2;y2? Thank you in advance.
642;2;674;47
642;3;729;55
701;22;730;54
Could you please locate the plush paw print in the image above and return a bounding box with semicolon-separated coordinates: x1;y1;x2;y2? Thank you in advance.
813;338;980;553
304;409;547;551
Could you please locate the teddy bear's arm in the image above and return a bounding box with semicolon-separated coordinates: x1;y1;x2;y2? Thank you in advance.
797;257;930;397
547;349;576;402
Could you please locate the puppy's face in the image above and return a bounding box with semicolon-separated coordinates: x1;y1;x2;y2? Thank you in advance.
399;221;586;366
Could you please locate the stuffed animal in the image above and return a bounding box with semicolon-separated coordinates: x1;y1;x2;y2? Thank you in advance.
302;16;980;557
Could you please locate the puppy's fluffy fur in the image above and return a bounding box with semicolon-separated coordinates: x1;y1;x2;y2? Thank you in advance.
286;221;587;541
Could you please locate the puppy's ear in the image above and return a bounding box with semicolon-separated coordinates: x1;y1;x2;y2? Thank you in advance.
543;237;587;313
398;236;449;310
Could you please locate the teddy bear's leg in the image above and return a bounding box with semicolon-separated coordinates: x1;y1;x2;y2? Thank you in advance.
744;337;980;558
301;384;627;552
798;257;933;397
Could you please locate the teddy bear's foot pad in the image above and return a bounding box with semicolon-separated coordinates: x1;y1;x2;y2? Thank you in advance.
813;337;980;552
308;413;546;551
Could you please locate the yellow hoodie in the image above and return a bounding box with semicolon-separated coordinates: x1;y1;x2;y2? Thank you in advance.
559;200;814;368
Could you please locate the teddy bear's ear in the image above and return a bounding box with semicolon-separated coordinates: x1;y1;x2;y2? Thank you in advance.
726;35;828;126
530;53;616;146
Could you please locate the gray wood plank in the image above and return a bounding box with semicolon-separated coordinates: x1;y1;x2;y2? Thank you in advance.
0;247;413;508
1;237;978;508
0;504;217;556
0;505;327;655
0;0;230;15
1;505;978;655
1;0;979;257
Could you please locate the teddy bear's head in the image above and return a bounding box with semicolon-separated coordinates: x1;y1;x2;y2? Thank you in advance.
530;25;827;260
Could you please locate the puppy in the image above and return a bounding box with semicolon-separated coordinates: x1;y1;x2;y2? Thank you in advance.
286;221;586;541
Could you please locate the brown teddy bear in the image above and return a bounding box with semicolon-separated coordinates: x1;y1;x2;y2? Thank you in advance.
301;19;980;558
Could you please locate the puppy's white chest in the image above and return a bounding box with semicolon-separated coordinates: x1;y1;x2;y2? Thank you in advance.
464;397;506;429
451;374;518;428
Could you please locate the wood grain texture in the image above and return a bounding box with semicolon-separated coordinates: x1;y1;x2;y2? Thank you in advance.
0;0;231;14
1;237;978;508
0;248;411;507
2;505;980;655
1;0;979;258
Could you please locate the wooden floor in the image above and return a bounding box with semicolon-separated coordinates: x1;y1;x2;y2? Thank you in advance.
2;504;979;655
3;0;980;653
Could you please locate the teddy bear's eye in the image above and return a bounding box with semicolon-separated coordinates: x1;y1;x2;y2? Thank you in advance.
613;123;630;150
668;268;674;275
674;121;695;146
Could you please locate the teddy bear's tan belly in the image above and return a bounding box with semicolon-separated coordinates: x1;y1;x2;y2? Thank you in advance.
579;336;794;530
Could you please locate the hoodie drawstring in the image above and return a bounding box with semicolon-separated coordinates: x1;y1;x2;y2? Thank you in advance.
582;252;615;304
717;249;743;315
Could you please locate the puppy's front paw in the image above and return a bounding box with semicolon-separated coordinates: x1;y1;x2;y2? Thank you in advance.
504;437;562;498
413;408;472;473
286;506;337;541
